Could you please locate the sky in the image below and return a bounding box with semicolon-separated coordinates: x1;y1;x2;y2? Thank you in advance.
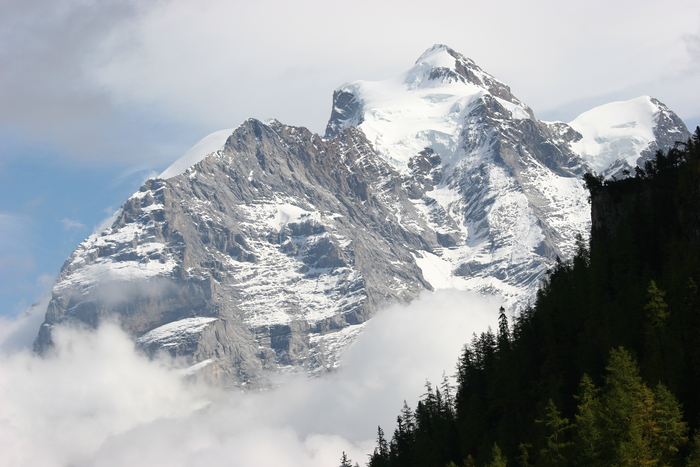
1;0;700;318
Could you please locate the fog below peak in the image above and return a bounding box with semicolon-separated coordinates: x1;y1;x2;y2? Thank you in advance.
0;289;500;467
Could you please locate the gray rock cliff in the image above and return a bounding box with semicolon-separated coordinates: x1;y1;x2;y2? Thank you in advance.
35;120;437;386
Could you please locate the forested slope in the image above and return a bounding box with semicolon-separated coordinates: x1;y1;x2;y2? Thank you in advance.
358;128;700;467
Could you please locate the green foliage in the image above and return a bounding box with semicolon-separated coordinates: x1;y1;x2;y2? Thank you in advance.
516;443;532;467
600;348;659;467
568;349;688;467
536;399;572;467
572;374;602;467
653;384;688;465
487;443;508;467
645;281;670;328
687;430;700;467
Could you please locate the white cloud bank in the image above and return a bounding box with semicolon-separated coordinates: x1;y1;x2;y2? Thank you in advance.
0;289;501;467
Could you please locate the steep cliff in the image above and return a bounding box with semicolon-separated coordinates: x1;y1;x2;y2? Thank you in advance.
36;121;436;386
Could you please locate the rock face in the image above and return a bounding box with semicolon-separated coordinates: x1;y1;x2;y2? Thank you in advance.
34;45;690;386
35;121;437;385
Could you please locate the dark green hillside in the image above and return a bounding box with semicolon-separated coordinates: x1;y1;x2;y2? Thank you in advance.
357;128;700;467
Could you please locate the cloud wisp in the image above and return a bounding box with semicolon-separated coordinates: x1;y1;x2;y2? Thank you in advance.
0;289;501;467
60;218;86;231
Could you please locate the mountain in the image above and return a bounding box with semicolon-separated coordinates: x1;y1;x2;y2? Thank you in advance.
36;122;437;385
33;45;690;387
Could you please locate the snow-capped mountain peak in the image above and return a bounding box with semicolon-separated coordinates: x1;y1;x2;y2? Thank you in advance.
325;45;533;170
406;44;467;88
35;46;690;387
407;44;522;105
568;96;688;176
322;46;688;309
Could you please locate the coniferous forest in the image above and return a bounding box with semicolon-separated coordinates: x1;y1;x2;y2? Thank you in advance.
346;128;700;467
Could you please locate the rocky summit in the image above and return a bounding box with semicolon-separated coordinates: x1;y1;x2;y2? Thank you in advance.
34;45;691;387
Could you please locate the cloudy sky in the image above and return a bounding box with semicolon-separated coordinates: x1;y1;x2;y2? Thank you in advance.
1;0;700;317
0;289;500;466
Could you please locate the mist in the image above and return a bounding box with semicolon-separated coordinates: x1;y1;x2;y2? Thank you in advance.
0;289;501;467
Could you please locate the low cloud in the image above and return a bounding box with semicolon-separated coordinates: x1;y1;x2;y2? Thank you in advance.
0;289;500;467
60;218;85;230
0;295;47;355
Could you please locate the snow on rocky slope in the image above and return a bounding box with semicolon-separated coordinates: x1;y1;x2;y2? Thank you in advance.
34;45;690;386
327;44;689;302
568;96;688;177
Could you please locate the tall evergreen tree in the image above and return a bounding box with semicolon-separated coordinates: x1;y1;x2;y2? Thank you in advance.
339;452;353;467
599;348;656;467
498;307;510;352
652;383;688;466
595;348;687;467
572;374;603;467
644;280;671;383
368;427;390;467
687;430;700;467
487;443;508;467
537;399;572;467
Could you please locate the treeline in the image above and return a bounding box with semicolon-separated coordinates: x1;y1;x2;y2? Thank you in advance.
365;347;699;467
353;128;700;467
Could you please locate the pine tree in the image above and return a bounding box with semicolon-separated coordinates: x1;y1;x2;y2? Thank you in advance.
400;400;416;434
339;451;353;467
687;430;700;467
368;426;390;467
600;348;656;467
440;372;456;416
486;443;508;467
498;306;510;352
572;374;602;467
644;280;670;382
651;383;688;466
645;281;670;328
376;426;389;458
390;401;416;467
516;443;532;467
537;399;572;467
